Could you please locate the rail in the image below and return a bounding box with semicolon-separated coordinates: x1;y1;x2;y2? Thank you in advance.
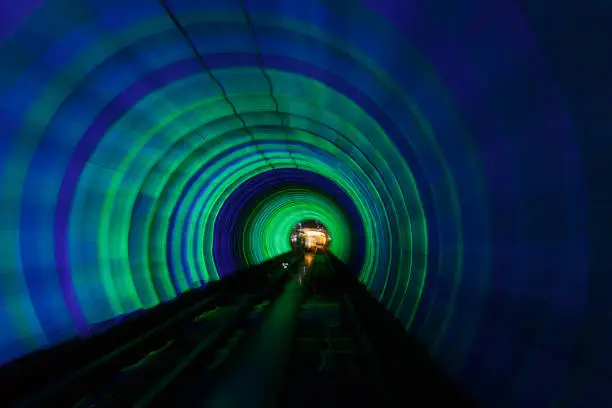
7;253;298;407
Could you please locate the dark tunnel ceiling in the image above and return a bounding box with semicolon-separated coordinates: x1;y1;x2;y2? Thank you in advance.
0;0;611;407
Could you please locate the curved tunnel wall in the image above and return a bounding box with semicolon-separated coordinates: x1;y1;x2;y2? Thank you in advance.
213;168;365;274
0;0;609;407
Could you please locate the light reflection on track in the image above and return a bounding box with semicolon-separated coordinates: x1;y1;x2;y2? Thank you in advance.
297;250;318;287
304;253;315;269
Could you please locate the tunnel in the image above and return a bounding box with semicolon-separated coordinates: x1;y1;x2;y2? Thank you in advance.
0;1;610;407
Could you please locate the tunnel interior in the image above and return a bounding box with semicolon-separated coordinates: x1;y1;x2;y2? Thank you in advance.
0;1;611;407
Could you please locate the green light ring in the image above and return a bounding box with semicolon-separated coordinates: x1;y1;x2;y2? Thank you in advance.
107;131;276;309
177;128;417;302
243;188;351;262
2;0;444;306
125;133;358;296
162;143;274;295
158;81;428;318
155;144;353;292
135;136;398;314
76;141;266;314
2;7;438;344
192;152;362;277
181;146;276;285
55;34;428;312
187;145;384;281
164;142;379;286
199;161;300;270
80;70;420;314
136;124;424;326
66;77;419;324
192;159;355;273
3;11;436;338
177;10;451;332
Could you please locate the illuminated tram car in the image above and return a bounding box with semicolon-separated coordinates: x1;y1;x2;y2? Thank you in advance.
291;224;330;254
303;229;328;252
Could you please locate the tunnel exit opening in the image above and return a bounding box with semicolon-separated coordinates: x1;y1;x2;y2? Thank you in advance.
290;220;331;253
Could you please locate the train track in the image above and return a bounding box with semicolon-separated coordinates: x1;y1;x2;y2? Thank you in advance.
277;252;396;408
105;252;396;408
7;254;298;408
6;251;452;408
